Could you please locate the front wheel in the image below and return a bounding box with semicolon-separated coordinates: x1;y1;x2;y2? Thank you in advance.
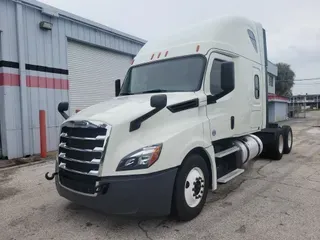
172;154;209;221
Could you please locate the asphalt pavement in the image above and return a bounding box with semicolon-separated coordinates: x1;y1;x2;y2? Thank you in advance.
1;112;320;240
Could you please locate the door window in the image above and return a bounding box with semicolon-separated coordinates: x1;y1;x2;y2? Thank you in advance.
210;59;224;95
209;59;235;99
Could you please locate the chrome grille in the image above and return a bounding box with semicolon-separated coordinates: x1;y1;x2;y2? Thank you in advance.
57;120;111;194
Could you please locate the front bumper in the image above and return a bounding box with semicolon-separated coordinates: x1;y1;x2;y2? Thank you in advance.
55;167;178;217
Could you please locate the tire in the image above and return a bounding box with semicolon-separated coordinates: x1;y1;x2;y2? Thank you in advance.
282;125;293;154
269;129;284;160
172;154;209;221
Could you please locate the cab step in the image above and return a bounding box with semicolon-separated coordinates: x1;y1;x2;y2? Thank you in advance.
215;146;240;158
217;168;244;184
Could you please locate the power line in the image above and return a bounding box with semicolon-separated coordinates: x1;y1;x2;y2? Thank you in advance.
274;77;320;82
293;83;320;85
294;78;320;81
277;78;320;82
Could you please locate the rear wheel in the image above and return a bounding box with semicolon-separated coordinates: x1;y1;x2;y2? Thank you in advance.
270;130;284;160
172;154;209;221
282;125;293;154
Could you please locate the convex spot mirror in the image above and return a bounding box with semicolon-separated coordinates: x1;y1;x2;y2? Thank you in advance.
58;102;69;112
150;94;167;109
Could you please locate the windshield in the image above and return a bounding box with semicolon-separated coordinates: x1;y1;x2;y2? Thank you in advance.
119;55;206;95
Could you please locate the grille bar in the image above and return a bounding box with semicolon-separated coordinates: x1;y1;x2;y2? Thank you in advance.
60;132;106;141
59;142;104;152
59;162;99;176
59;153;101;164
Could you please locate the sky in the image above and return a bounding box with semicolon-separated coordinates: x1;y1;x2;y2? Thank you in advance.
38;0;320;95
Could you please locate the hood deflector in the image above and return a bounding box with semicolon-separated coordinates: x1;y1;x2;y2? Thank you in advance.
129;98;200;132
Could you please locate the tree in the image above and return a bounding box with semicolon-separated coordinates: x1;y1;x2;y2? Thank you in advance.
275;63;295;97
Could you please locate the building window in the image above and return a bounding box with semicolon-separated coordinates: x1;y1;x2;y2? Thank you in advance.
247;29;258;53
254;75;260;99
268;75;274;87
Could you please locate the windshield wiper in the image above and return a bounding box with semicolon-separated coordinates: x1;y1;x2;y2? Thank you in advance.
141;89;169;94
119;89;169;95
119;92;133;96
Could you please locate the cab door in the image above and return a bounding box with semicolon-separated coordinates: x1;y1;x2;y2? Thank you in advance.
204;52;236;141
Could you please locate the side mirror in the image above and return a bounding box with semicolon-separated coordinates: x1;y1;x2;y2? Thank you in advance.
221;62;235;92
150;94;167;109
58;102;69;120
115;79;121;97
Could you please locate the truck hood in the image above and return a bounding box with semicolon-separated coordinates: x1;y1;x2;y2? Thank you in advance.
67;92;198;126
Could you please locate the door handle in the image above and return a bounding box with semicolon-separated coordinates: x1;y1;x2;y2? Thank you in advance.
231;116;235;130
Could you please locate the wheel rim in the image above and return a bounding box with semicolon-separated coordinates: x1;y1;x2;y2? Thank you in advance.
279;134;284;153
288;131;293;148
184;167;205;208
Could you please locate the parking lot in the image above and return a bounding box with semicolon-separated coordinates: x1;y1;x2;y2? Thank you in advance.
1;111;320;240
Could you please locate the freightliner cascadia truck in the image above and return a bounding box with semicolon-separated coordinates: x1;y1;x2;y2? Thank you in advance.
45;16;293;221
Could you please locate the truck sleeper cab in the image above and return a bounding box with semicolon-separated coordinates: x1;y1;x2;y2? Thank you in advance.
47;16;294;221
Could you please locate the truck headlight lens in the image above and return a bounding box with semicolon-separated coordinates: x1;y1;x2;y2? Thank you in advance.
116;144;162;171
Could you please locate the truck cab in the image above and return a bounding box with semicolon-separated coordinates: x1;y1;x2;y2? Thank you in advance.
48;16;293;221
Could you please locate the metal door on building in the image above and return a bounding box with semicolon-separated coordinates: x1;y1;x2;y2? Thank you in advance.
67;41;133;114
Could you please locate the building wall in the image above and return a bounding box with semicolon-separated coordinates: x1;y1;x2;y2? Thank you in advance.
268;102;275;123
268;73;275;94
267;61;277;95
268;101;288;122
275;102;288;122
0;0;145;159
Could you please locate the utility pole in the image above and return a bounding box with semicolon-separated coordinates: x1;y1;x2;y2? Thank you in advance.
292;97;295;117
304;94;307;118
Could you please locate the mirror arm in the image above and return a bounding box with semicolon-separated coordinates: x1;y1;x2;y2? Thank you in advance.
115;79;121;97
59;111;69;120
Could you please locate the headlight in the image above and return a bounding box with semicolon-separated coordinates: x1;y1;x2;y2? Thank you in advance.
116;144;162;171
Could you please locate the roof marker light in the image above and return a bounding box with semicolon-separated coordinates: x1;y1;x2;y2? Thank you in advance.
165;51;169;57
196;45;200;52
157;52;161;58
131;59;135;65
150;54;155;60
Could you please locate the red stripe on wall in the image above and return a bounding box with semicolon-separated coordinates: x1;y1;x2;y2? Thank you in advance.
0;73;20;86
27;76;69;90
0;73;69;89
268;93;289;101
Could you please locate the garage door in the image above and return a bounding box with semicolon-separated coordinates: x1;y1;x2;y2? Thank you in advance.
67;41;133;114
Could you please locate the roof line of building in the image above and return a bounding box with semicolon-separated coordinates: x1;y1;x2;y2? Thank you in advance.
14;0;147;45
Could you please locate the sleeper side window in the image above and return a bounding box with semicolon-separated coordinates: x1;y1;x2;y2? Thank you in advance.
254;74;260;99
247;29;258;53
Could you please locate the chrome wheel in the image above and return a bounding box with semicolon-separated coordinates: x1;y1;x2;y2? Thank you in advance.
279;134;284;153
184;167;205;208
288;131;293;148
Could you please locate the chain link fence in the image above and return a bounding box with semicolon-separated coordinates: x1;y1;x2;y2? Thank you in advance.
289;94;320;120
288;102;307;118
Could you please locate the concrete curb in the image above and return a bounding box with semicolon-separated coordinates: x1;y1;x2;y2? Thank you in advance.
0;159;55;172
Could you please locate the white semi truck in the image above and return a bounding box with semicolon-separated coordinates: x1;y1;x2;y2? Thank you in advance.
45;16;293;221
